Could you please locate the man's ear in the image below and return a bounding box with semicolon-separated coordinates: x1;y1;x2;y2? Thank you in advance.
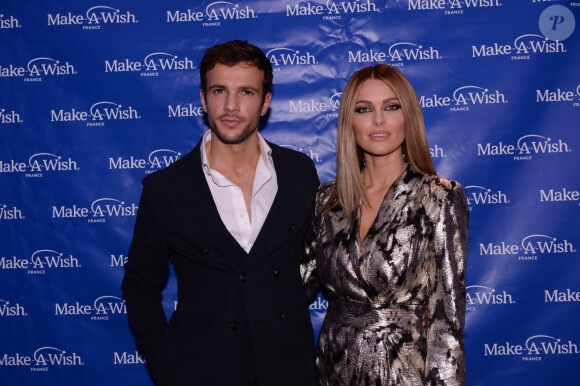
260;92;272;116
200;89;207;113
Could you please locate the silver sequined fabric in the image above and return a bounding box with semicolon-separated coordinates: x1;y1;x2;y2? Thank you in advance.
303;164;469;385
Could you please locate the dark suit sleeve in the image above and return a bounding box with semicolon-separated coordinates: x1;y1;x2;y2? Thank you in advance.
122;178;170;376
301;185;321;303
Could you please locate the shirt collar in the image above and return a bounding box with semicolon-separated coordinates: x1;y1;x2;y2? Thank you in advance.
200;130;274;179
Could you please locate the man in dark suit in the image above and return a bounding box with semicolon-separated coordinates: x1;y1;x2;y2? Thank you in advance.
121;40;319;385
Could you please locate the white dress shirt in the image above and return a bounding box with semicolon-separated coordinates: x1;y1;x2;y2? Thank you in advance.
200;130;278;253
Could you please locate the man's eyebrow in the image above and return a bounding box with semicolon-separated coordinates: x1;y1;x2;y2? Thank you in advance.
208;84;260;92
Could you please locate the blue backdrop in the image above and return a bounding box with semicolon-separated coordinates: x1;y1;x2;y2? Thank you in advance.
1;1;579;384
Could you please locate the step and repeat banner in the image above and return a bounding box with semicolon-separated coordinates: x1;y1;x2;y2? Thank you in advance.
1;1;579;385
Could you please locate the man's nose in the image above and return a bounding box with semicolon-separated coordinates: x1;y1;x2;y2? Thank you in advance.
224;94;239;112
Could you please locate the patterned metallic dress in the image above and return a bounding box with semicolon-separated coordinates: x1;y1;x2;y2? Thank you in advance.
302;164;469;386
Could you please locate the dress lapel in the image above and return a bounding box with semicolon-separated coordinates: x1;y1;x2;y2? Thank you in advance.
366;163;423;240
349;164;424;297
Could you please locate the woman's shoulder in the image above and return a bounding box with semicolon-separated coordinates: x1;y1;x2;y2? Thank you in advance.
318;180;335;194
314;181;336;213
422;174;466;201
316;180;335;201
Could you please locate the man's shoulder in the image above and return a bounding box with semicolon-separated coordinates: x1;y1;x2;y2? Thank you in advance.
142;147;200;186
269;142;316;171
269;142;319;195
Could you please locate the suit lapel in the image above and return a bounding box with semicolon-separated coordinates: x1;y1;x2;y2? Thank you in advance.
173;143;248;266
245;146;297;268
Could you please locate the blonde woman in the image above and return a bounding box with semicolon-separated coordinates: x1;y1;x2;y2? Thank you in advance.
303;64;468;385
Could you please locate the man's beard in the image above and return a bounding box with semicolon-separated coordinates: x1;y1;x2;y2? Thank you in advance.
209;113;259;145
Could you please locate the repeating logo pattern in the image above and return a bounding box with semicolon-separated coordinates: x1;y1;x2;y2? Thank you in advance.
1;1;578;384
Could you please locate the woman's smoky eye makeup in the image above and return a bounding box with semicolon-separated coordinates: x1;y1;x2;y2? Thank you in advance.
354;105;371;114
354;101;401;114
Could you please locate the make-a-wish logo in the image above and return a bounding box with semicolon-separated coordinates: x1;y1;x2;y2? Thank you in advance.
168;103;205;118
0;13;22;29
430;144;445;158
479;233;576;261
47;6;138;30
110;253;128;267
420;85;507;111
472;34;567;61
465;185;509;210
104;52;196;77
0;249;81;274
0;108;23;124
545;288;580;303
466;285;515;311
0;203;24;220
348;43;441;66
280;145;322;163
166;2;258;27
55;295;126;321
0;57;77;82
477;134;571;161
536;82;580;107
286;0;379;20
484;334;579;361
50;101;141;126
0;152;80;178
407;0;502;14
267;48;317;71
0;347;85;369
51;198;138;223
109;149;181;174
0;299;28;317
113;351;146;365
309;295;328;310
388;42;442;64
539;188;579;206
289;92;342;120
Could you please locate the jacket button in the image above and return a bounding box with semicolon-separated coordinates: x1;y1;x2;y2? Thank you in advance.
200;247;209;255
230;321;238;330
288;224;295;231
273;268;280;276
240;273;248;282
277;312;285;320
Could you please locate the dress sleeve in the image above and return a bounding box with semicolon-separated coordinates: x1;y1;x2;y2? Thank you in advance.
426;181;469;385
121;179;170;376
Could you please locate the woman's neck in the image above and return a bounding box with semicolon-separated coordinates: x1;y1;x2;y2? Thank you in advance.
362;154;407;194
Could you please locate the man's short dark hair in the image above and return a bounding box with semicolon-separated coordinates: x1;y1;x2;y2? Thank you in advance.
200;40;273;99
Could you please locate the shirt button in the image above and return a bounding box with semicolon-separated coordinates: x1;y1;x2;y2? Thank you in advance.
230;321;238;330
273;268;280;276
277;312;285;320
200;247;209;255
288;224;295;231
240;273;248;282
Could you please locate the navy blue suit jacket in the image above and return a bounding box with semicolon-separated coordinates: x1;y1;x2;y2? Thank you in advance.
122;141;319;385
